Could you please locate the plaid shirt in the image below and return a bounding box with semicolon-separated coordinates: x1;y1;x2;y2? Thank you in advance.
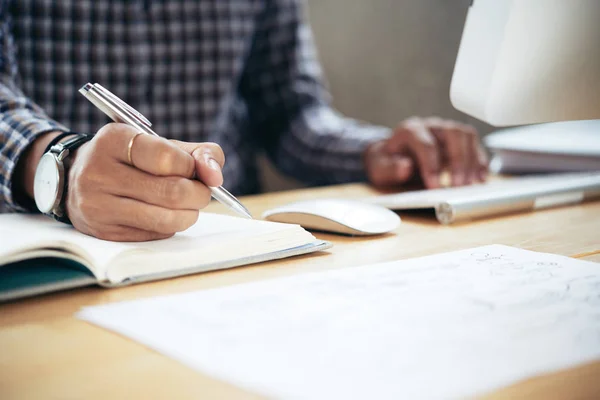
0;0;390;212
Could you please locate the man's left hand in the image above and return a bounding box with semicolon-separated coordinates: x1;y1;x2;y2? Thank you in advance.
364;117;488;189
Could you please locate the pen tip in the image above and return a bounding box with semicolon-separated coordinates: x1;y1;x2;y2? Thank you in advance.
237;205;253;219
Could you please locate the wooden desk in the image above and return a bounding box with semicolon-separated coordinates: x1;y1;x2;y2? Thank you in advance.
1;183;599;400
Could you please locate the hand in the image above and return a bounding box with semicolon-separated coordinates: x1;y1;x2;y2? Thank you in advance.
364;117;488;189
66;123;225;241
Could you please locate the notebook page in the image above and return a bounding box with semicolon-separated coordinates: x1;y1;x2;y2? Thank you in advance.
106;215;314;282
78;245;600;400
115;213;302;254
1;213;307;281
0;214;129;278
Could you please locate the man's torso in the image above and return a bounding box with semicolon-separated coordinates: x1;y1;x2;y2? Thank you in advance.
8;0;266;194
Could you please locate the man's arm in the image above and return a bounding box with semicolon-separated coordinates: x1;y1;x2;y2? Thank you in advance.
0;6;69;211
240;0;487;188
240;0;389;185
0;7;225;243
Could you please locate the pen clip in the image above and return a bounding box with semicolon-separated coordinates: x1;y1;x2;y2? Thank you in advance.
80;83;159;136
93;84;152;128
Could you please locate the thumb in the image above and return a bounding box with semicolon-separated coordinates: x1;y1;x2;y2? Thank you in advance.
171;140;224;187
365;142;415;187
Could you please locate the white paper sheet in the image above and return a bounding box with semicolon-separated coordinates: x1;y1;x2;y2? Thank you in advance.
77;245;600;399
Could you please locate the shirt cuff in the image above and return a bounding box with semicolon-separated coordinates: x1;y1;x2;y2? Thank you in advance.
278;111;393;186
329;123;392;183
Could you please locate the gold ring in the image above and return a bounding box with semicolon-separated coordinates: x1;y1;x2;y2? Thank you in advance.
127;133;143;166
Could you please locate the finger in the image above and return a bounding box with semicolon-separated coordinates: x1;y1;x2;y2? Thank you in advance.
171;141;225;166
456;123;482;184
400;119;442;189
68;196;176;242
441;129;469;186
456;122;489;182
429;120;479;186
105;195;200;234
477;145;490;182
127;134;196;178
464;131;482;184
108;164;212;210
95;124;196;178
366;148;415;187
171;141;224;187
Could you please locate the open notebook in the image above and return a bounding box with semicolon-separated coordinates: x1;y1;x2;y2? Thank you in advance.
365;172;600;224
0;213;330;302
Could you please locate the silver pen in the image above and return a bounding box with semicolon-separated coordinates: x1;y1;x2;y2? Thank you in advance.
79;83;252;219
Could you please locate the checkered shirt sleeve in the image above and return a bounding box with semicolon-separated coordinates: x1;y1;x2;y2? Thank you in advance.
0;5;68;212
242;0;391;184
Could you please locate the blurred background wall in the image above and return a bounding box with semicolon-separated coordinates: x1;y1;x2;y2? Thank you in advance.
259;0;493;192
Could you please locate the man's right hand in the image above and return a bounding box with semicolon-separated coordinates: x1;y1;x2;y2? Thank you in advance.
66;123;225;241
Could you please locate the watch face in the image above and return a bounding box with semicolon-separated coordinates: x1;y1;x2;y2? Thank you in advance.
34;153;62;213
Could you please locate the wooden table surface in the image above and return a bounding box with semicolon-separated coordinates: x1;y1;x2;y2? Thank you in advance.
1;183;599;399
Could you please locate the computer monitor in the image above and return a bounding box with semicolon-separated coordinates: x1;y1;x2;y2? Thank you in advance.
450;0;600;127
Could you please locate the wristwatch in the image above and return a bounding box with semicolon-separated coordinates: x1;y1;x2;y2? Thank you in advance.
33;133;92;223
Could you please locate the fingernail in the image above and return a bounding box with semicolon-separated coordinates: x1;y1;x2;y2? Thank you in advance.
208;158;221;172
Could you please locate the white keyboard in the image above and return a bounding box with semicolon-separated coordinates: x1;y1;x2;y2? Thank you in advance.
365;172;600;223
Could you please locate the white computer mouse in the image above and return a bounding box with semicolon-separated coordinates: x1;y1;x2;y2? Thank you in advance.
262;198;400;236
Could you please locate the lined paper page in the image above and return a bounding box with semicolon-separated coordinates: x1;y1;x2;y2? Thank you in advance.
78;245;600;399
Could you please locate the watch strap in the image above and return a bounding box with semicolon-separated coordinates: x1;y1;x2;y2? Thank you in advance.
43;131;80;155
50;133;93;157
48;133;94;224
